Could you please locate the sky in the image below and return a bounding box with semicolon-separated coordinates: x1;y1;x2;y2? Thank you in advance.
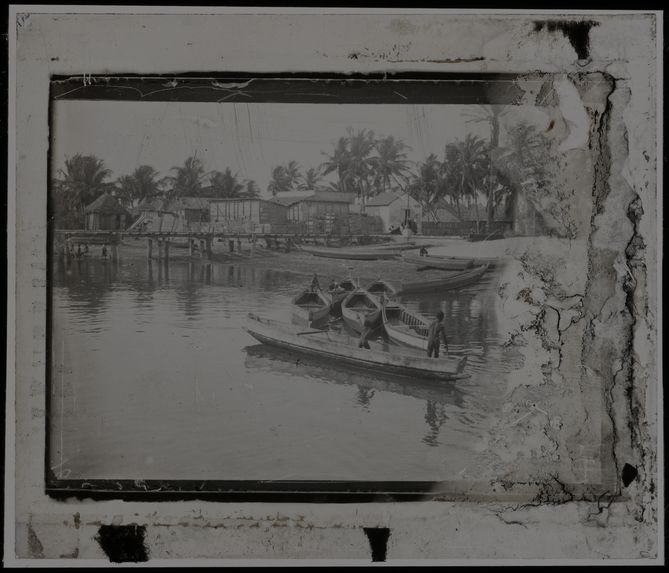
51;100;548;197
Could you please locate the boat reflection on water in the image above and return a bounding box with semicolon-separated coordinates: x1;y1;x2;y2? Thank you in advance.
243;343;466;407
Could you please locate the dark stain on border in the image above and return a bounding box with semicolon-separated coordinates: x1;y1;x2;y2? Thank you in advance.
533;20;600;60
95;525;149;563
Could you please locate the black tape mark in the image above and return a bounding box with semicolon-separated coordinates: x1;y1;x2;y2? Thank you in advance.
95;525;149;563
533;20;599;60
622;463;638;487
364;527;391;562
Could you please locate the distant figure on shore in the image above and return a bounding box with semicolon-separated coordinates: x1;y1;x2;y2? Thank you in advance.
76;244;83;258
101;244;108;259
310;273;321;292
83;243;89;256
426;311;449;358
419;246;429;256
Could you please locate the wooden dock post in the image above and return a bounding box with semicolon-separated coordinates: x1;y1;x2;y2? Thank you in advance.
164;239;169;262
228;239;235;253
147;238;153;260
206;238;213;259
189;237;193;257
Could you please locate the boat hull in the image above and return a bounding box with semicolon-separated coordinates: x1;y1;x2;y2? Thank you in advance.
403;253;473;271
291;289;332;324
382;304;430;350
301;246;399;260
398;265;488;294
245;314;466;380
341;290;383;334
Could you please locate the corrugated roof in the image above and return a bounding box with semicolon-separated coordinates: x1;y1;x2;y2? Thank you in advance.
267;196;299;206
84;193;128;215
138;197;167;211
281;191;356;205
366;191;404;206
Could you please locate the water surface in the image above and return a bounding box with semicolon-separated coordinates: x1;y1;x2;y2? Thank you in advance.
50;255;519;481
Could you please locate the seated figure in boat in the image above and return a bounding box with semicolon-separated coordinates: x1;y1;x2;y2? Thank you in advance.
419;246;429;256
310;273;321;292
427;311;449;358
328;278;338;292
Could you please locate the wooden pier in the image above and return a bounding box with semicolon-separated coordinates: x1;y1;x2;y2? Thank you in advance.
54;230;401;261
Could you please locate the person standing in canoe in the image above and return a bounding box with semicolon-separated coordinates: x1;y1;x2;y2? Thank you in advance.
427;311;449;358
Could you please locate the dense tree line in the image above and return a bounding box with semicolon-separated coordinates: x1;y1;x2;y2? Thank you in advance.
52;106;551;229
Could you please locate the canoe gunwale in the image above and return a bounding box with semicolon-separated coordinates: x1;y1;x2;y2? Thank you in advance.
245;313;463;379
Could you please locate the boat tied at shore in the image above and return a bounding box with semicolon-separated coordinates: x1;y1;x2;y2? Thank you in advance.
397;264;488;294
244;313;469;381
341;289;384;334
291;288;332;324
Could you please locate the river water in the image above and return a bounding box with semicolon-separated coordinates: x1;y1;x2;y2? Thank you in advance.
49;254;520;482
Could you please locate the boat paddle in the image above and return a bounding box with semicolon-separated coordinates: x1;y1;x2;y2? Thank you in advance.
296;329;331;336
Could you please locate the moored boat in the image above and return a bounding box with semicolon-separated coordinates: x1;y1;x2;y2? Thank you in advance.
397;264;488;294
291;288;332;324
382;302;431;350
365;278;399;299
244;313;468;381
341;289;383;334
402;253;474;271
327;277;359;317
300;246;399;260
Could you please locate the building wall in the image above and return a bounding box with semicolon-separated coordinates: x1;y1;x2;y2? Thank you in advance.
210;200;287;232
85;213;126;231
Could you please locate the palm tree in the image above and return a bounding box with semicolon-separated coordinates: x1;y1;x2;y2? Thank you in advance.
298;167;324;191
167;155;207;199
495;122;551;231
209;168;245;198
321;136;352;193
346;128;377;204
268;165;290;195
115;165;164;208
285;160;302;188
372;135;412;194
464;105;505;231
406;154;444;220
243;179;260;198
440;136;488;229
52;153;112;228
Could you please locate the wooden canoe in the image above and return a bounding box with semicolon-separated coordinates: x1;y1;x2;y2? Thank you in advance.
301;246;400;260
341;289;383;334
291;288;332;323
244;313;468;381
365;278;400;299
402;253;474;271
397;264;489;294
382;303;431;351
327;277;359;317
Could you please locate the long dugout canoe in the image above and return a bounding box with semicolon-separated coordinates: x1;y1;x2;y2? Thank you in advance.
402;253;474;271
244;313;467;381
300;246;399;260
397;264;489;294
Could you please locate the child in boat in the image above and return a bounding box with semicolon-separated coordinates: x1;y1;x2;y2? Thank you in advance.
427;311;449;358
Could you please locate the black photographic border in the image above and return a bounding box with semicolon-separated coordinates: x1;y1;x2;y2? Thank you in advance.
45;71;615;503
